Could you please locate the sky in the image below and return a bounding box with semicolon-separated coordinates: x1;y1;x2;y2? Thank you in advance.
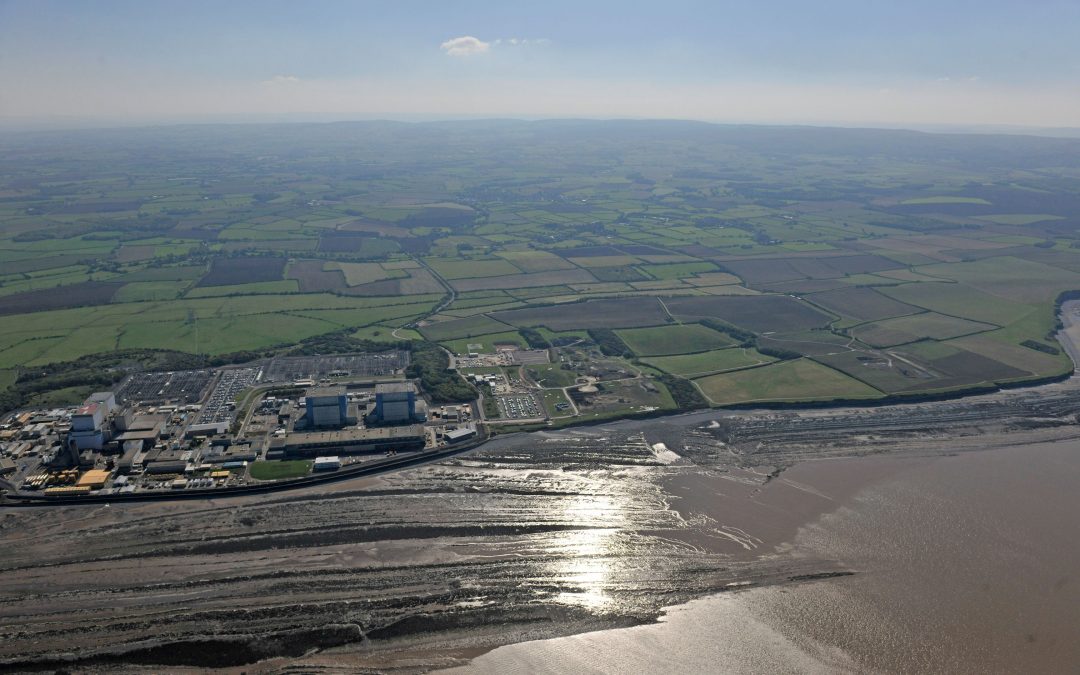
1;0;1079;129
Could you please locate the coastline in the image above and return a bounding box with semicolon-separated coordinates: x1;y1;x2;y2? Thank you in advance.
6;300;1080;507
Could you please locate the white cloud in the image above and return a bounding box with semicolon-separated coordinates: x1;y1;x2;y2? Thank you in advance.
440;36;490;57
263;75;301;85
493;37;550;47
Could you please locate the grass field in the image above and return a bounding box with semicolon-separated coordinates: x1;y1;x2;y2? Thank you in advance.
694;358;883;405
186;280;299;297
851;312;997;347
541;389;574;416
807;287;923;322
112;281;188;302
949;331;1072;376
328;262;405;286
879;282;1035;327
419;314;514;341
249;460;312;480
27;385;98;408
496;250;578;273
665;294;835;332
915;257;1080;304
450;269;596;292
643;348;776;377
526;363;580;388
639;262;717;279
0;293;440;368
492;297;670;330
441;331;524;354
427;258;521;279
616;323;734;356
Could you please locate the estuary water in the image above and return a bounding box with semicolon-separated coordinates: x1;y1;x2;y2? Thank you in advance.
453;439;1080;674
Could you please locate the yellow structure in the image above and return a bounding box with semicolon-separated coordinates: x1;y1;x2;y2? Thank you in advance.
43;486;92;495
76;469;111;488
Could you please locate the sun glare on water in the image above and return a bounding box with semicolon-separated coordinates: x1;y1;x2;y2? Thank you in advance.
552;494;623;610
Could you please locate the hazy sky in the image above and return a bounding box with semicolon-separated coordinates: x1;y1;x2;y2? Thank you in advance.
2;0;1079;128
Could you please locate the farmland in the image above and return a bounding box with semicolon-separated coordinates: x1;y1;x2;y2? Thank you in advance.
642;348;776;377
694;359;883;405
616;323;734;356
2;120;1080;415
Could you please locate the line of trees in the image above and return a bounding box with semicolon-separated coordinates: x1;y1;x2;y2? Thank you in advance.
587;328;634;358
406;342;477;403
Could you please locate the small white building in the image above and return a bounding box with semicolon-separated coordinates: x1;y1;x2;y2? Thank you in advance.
313;456;341;471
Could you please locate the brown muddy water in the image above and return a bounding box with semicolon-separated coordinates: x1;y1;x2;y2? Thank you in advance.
454;439;1080;674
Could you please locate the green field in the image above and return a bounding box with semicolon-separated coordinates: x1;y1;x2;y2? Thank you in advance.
694;359;883;405
186;280;300;297
879;283;1034;327
427;258;522;279
541;389;574;416
328;261;406;286
526;363;581;387
639;262;718;280
112;281;188;302
0;293;440;369
249;460;313;480
643;348;776;377
851;312;997;347
440;331;525;354
915;257;1080;304
616;323;735;356
420;314;514;341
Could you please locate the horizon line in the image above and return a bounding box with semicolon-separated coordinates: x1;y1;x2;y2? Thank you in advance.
2;113;1080;140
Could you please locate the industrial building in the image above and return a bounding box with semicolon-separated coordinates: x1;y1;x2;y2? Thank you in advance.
185;422;229;438
443;426;477;443
76;469;111;489
68;403;106;451
117;440;144;474
86;391;117;415
202;440;259;464
270;424;425;458
370;382;423;425
304;386;349;428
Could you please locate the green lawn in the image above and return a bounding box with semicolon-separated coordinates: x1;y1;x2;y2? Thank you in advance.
249;460;312;480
